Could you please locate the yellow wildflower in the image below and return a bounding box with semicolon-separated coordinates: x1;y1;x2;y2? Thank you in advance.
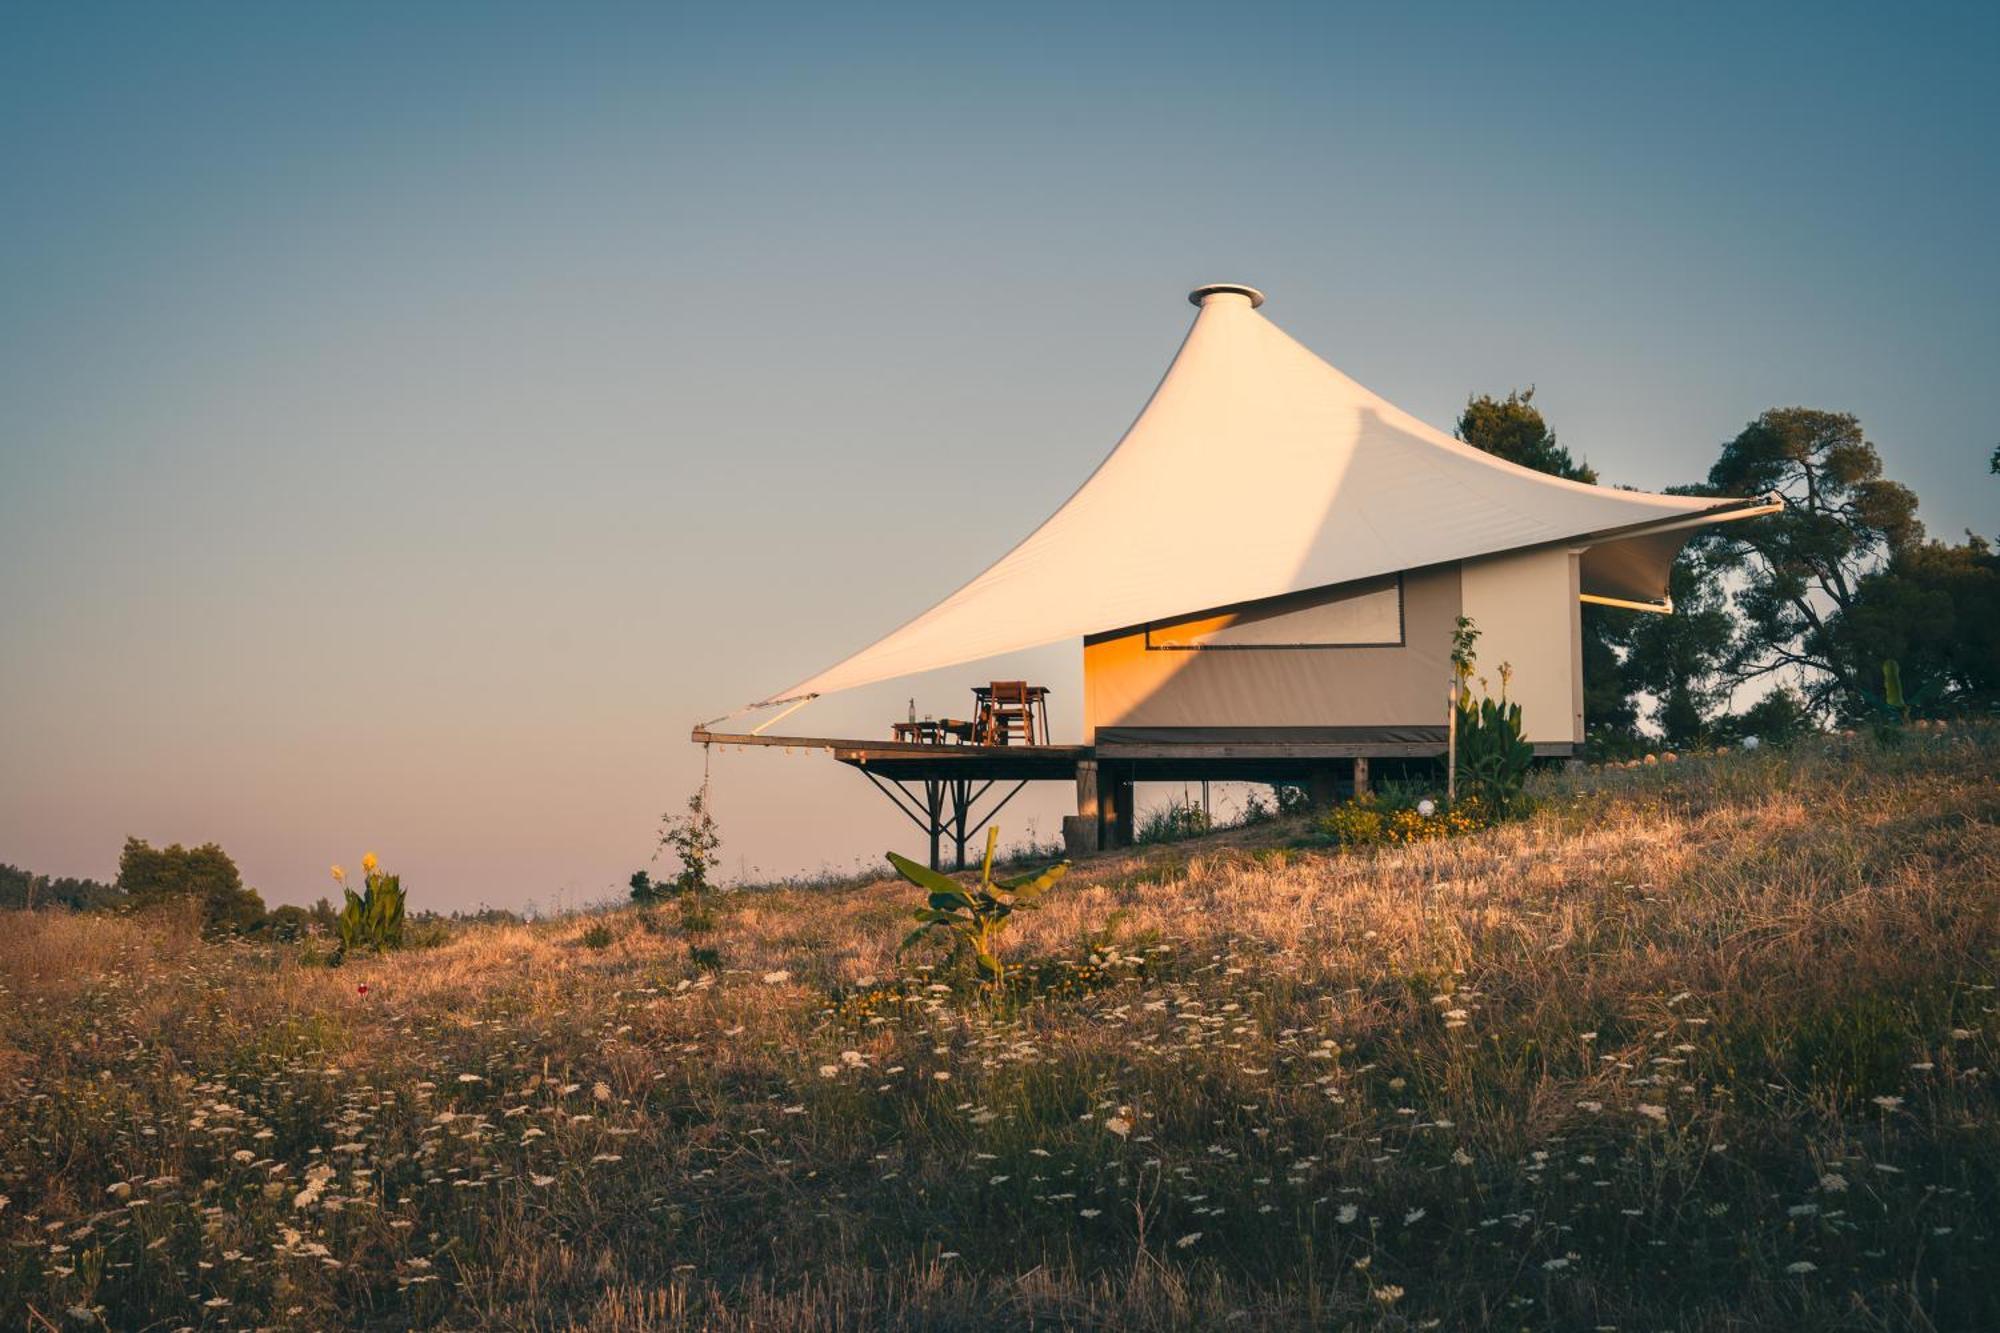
361;851;379;874
331;864;346;883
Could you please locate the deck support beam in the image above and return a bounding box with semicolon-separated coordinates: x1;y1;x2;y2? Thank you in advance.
859;769;1026;871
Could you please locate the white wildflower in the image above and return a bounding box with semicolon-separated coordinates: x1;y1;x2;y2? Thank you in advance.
1176;1232;1203;1249
1637;1103;1668;1123
1785;1260;1817;1274
762;971;791;985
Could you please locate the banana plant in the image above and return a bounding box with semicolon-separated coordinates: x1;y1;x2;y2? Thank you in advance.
1852;658;1941;733
891;826;1068;989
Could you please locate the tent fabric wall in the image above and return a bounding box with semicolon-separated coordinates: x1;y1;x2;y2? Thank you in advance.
1458;548;1584;745
1082;565;1461;739
755;287;1764;707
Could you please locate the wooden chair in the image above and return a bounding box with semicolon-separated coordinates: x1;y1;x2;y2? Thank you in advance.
985;680;1037;746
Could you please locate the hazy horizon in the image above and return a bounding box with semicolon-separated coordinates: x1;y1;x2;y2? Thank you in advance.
4;3;1995;911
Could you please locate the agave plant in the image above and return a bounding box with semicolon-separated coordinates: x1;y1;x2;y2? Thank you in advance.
891;827;1067;989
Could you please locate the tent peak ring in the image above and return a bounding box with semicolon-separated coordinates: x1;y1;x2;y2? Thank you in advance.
1189;282;1266;308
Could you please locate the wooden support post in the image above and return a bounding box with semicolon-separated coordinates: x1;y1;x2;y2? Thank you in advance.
1110;768;1135;850
1351;756;1370;800
1067;761;1101;859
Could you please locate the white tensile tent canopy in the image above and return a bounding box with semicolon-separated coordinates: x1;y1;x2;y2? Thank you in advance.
755;284;1775;709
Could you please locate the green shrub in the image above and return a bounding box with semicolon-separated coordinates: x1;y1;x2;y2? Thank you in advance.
1319;800;1387;846
402;914;453;950
1317;796;1486;847
264;904;312;941
1136;798;1211;844
580;922;615;950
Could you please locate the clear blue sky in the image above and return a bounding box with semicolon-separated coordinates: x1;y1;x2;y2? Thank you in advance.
3;2;1994;911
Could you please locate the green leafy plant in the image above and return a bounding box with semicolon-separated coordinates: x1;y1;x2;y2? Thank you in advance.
331;853;406;956
892;826;1068;988
1319;799;1387;847
1316;794;1487;847
648;788;727;968
1456;664;1536;816
1883;658;1906;717
263;904;312;942
580;922;615;950
1446;615;1482;801
1136;797;1211;844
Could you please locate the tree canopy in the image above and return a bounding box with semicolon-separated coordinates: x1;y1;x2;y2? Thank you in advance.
117;838;266;934
1821;535;2000;718
1455;387;1598;484
1456;387;1633;734
1617;541;1738;744
1700;408;1923;715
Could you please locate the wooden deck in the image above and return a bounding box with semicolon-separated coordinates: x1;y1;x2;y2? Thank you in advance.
690;726;1571;780
690;728;1090;780
691;724;1573;868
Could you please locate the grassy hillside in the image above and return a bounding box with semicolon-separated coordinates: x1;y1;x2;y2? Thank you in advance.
3;730;1996;1331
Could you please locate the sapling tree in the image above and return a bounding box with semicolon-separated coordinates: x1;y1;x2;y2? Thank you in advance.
653;788;725;967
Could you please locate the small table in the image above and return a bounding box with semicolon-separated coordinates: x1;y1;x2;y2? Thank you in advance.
892;719;980;746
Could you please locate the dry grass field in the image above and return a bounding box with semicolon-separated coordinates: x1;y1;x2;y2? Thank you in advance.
3;729;1997;1331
